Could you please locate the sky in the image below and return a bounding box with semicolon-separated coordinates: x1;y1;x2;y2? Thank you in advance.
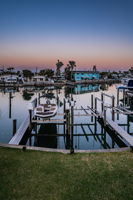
0;0;133;71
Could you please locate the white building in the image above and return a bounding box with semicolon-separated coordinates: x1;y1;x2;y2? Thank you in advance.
32;76;54;83
0;75;24;83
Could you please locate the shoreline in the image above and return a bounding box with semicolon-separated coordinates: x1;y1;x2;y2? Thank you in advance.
0;79;120;88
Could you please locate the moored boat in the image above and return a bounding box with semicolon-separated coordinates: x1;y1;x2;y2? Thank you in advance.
34;101;58;118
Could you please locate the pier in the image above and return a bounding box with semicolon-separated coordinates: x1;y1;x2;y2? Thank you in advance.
7;88;133;153
9;116;30;145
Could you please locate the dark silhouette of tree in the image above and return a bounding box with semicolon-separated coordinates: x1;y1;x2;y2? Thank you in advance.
67;61;76;71
65;66;71;80
22;70;33;79
56;60;64;77
0;65;5;75
129;67;133;75
39;69;54;78
22;90;34;101
93;65;97;72
65;60;76;80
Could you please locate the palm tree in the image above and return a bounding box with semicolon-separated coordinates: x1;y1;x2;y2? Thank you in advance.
56;60;64;77
93;65;97;72
66;60;76;81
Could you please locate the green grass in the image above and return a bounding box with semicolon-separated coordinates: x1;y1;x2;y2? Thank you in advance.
0;147;133;200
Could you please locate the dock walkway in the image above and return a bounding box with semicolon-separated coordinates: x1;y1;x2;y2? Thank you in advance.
87;106;133;147
9;116;30;145
106;118;133;147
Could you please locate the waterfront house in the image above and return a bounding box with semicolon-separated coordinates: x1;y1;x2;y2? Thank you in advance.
32;76;54;83
33;76;46;82
72;70;100;81
0;75;24;83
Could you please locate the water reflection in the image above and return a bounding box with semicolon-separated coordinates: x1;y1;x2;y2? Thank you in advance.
22;90;34;101
26;118;128;150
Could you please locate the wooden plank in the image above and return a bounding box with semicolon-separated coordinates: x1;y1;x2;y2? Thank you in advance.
106;118;133;147
32;133;104;137
114;106;133;115
87;106;101;117
57;113;93;116
32;119;66;123
9;116;29;145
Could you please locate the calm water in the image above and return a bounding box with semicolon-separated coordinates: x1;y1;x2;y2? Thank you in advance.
0;84;132;150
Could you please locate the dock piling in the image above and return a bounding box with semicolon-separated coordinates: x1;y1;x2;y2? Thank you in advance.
101;93;104;113
13;119;17;135
112;96;115;121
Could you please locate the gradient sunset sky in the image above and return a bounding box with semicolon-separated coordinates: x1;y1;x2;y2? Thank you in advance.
0;0;133;70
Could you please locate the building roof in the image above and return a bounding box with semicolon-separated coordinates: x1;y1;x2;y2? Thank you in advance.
72;70;100;74
33;76;46;78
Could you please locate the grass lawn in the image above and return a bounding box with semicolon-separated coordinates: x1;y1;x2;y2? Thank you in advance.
0;147;133;200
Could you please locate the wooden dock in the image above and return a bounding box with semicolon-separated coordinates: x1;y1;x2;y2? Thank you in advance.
8;89;133;151
9;116;30;145
87;105;133;147
106;118;133;147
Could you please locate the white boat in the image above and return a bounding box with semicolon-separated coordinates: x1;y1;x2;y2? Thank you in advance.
117;79;133;91
34;101;58;118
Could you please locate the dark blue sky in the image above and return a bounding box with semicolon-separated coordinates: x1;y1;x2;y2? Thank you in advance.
0;0;133;70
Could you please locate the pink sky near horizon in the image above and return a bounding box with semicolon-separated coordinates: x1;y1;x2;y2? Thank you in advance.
0;47;132;71
0;33;133;71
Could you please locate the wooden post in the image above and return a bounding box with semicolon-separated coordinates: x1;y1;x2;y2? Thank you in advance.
127;93;130;106
38;93;40;105
70;107;74;154
112;96;115;121
101;93;104;113
35;98;37;107
127;115;130;134
91;94;93;109
103;106;106;126
70;98;74;153
29;110;32;129
95;98;97;112
9;92;12;119
123;90;126;106
66;109;69;135
65;109;70;149
117;88;119;106
63;98;66;115
91;95;94;122
13;119;17;135
63;98;66;136
71;101;74;136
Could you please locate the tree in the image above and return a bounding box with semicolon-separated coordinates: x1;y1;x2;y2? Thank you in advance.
56;60;64;77
0;65;5;75
129;67;133;75
65;60;76;81
22;70;33;79
93;65;97;72
39;69;54;78
65;66;71;80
